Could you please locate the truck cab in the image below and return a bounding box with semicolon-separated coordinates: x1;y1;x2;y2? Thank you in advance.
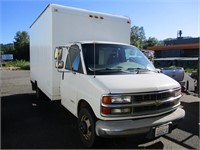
54;41;185;147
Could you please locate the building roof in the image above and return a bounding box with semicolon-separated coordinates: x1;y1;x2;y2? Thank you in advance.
147;43;199;51
154;57;198;61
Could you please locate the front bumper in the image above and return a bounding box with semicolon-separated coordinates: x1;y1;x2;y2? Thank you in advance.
95;107;185;137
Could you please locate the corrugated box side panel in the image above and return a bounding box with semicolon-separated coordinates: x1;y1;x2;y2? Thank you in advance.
30;5;59;100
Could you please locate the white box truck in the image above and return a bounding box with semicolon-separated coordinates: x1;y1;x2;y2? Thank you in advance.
30;4;185;148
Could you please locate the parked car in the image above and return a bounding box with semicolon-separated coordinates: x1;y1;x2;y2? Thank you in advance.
160;67;186;88
190;70;199;93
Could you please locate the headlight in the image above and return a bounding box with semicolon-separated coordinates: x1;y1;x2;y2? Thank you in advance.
101;95;132;115
173;89;181;97
111;96;131;103
102;95;131;104
111;108;131;114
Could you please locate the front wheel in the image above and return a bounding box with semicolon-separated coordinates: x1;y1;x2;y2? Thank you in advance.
78;108;98;148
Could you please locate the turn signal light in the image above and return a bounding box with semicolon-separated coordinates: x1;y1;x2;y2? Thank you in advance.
102;96;111;104
101;107;111;115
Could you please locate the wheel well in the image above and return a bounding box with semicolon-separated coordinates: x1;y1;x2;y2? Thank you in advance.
77;100;94;116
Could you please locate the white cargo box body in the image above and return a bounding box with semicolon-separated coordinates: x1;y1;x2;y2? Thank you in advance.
30;4;131;100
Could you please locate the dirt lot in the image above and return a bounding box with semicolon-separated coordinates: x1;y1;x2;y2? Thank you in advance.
1;70;200;149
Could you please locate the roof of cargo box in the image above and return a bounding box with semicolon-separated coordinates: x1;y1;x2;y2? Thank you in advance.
30;4;130;28
72;41;131;46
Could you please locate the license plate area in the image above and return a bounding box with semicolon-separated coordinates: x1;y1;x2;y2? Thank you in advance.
154;123;171;137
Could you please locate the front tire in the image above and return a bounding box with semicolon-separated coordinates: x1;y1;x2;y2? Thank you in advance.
78;108;98;148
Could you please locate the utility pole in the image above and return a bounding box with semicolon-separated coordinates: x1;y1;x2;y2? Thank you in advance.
198;42;200;97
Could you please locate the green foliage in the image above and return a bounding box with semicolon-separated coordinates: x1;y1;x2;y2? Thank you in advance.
130;26;146;49
164;38;174;41
130;26;162;49
4;60;30;70
143;37;161;49
184;68;197;73
169;66;177;68
14;31;30;61
1;31;30;61
0;43;15;55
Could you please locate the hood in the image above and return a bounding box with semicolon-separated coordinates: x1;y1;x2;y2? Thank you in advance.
94;73;180;93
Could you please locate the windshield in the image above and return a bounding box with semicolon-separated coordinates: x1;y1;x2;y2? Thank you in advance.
82;43;156;75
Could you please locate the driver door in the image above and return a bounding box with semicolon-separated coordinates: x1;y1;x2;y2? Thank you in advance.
60;44;83;116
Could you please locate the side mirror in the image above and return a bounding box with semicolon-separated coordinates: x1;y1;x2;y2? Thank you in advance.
54;47;63;60
55;61;64;69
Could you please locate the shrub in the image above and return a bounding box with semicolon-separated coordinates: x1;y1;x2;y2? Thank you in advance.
4;60;30;70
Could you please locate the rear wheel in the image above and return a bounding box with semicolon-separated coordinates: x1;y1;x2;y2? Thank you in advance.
78;108;98;148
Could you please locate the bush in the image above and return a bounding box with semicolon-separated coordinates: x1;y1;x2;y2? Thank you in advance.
185;68;197;73
4;60;30;70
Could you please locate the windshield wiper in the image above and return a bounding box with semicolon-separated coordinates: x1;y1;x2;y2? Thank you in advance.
97;68;122;72
127;68;154;74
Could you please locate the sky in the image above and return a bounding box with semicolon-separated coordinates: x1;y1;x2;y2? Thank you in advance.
0;0;199;44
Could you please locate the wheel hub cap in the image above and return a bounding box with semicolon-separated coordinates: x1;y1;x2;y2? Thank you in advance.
80;121;87;134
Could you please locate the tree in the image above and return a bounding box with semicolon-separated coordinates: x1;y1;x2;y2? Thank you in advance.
143;37;161;49
1;43;15;54
164;38;173;41
130;26;146;49
14;31;30;60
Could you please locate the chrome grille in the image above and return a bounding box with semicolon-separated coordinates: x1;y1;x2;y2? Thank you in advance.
133;99;179;114
133;91;172;102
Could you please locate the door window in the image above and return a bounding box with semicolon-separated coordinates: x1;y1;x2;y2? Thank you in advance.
65;45;83;73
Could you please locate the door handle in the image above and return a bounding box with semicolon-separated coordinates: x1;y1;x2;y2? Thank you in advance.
62;72;64;80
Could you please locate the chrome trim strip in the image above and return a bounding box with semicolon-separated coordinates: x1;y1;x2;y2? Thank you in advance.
103;87;181;96
101;103;181;118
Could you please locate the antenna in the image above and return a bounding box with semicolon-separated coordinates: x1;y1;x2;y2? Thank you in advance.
177;30;182;38
93;42;96;78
